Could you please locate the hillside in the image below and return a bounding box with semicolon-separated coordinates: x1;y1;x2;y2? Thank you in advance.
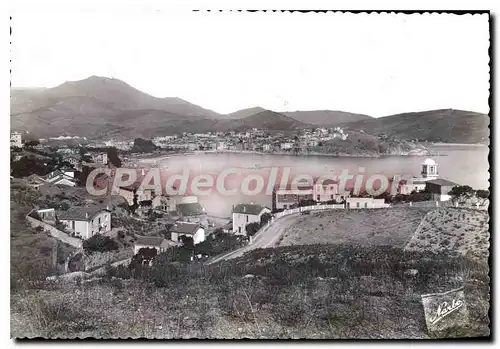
341;109;489;144
283;110;372;126
11;243;489;338
11;76;221;119
10;76;221;138
223;106;267;119
11;77;310;138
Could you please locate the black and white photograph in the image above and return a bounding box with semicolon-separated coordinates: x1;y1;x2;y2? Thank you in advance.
7;3;491;340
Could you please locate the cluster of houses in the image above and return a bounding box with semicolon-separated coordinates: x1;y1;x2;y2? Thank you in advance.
147;127;349;154
24;155;464;265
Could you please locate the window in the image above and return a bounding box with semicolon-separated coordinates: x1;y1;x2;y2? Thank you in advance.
317;195;321;201
330;194;334;200
98;217;101;225
364;202;368;208
356;202;360;208
246;216;249;223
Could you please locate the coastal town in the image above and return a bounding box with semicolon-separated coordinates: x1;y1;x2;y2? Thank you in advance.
10;127;489;270
9;9;490;340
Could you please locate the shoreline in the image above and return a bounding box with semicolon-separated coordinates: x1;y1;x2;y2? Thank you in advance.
130;149;435;161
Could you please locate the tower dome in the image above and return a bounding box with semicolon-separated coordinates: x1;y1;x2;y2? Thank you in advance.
421;158;438;179
422;158;436;166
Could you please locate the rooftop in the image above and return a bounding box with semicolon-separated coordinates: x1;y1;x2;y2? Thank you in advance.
135;236;168;247
177;202;205;216
57;205;110;221
171;221;202;234
233;203;267;215
426;178;459;187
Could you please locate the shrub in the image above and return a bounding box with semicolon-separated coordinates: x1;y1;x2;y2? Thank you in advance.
83;235;119;254
245;222;261;237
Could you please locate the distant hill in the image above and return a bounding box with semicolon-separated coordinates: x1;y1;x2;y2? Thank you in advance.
283;110;373;126
223;106;267;119
340;109;489;144
232;110;306;131
10;76;222;138
11;77;489;144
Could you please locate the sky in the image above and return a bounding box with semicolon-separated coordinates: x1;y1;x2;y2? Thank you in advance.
10;8;490;116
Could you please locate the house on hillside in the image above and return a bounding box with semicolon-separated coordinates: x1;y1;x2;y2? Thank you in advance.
10;132;22;148
425;178;459;202
393;158;440;195
232;203;271;235
58;205;111;240
272;178;343;210
25;174;46;190
176;201;207;224
118;181;157;207
133;236;177;255
43;169;77;187
170;222;206;245
346;197;388;209
36;208;57;223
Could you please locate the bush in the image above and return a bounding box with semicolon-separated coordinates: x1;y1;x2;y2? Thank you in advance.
83;235;119;254
245;222;261;237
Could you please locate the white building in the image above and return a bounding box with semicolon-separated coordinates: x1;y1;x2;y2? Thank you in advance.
92;153;108;165
263;144;272;152
425;178;459;202
397;158;440;195
58;206;111;240
170;222;206;245
232;203;271;235
280;142;293;150
10;132;22;148
216;141;227;151
346;197;388;209
43;170;77;187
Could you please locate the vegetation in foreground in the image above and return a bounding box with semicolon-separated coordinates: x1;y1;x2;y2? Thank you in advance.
11;244;489;339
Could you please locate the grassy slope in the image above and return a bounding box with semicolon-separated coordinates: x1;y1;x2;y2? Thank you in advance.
10;183;490;339
11;244;489;339
279;207;432;247
405;208;490;259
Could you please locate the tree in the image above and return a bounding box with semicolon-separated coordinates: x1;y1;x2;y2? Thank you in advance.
11;156;49;178
83;235;119;254
107;147;122;167
24;140;40;148
245;222;261;236
476;189;489;205
260;212;272;226
298;199;317;207
448;185;475;203
131;138;157;153
180;235;195;250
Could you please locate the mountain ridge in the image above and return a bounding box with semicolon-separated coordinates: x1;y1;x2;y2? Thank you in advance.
10;76;489;143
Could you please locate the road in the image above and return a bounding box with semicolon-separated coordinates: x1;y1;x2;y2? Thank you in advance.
207;213;302;265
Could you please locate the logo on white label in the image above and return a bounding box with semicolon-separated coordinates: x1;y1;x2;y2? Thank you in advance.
429;299;464;325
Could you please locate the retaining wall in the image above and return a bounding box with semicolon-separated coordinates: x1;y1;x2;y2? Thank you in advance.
26;213;83;249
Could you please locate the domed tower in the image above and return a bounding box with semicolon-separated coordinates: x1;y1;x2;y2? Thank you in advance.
421;158;439;180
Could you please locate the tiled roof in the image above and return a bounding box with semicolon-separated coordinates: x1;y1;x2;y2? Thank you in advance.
233;203;266;215
135;236;166;246
177;203;204;216
171;222;202;235
426;178;459;187
57;205;110;221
